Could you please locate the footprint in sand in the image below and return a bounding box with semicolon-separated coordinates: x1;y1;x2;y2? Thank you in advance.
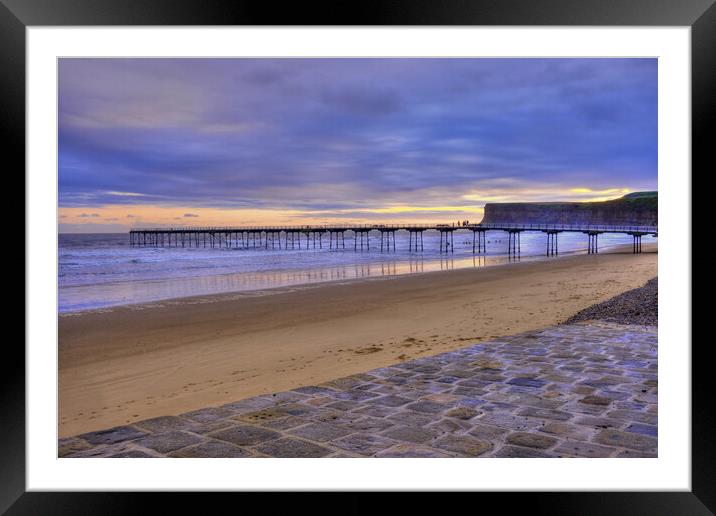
354;345;383;355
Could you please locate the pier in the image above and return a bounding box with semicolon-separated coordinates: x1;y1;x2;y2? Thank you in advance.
129;223;657;255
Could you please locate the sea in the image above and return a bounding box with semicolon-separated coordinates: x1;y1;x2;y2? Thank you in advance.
58;230;653;313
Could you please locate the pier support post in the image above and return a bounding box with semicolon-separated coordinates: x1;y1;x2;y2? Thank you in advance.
439;230;454;253
381;230;396;252
632;234;643;254
587;233;600;254
472;230;486;254
508;230;521;255
546;231;559;256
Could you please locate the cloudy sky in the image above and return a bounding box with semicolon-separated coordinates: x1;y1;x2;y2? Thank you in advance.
58;58;657;232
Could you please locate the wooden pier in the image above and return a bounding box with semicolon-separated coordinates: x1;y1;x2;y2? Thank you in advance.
129;223;657;255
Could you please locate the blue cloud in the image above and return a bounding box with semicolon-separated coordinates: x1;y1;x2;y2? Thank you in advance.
58;58;657;210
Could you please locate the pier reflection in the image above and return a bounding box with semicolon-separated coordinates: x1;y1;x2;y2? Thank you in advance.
59;253;498;312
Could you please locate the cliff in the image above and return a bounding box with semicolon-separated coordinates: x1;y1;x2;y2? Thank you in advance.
481;192;657;226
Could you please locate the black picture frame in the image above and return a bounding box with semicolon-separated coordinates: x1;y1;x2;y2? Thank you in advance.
4;0;711;512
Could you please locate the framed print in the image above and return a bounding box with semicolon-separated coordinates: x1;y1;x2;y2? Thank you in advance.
5;0;712;511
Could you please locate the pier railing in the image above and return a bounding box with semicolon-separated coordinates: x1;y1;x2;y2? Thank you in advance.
474;223;657;233
130;223;657;234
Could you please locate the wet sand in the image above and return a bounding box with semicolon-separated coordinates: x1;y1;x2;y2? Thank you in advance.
59;244;657;437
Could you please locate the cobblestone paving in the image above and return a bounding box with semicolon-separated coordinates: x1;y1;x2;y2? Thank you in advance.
60;322;657;458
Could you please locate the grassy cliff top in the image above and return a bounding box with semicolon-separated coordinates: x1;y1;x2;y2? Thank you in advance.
487;192;657;210
622;191;657;199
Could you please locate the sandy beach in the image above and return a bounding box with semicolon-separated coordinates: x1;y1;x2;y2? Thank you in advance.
59;245;657;437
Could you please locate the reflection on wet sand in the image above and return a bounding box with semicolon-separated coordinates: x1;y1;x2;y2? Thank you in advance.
61;254;504;311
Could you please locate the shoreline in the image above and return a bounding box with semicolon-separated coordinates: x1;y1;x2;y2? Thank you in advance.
59;242;648;316
59;244;657;437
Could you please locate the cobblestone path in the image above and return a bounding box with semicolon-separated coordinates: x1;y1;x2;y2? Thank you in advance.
60;322;657;458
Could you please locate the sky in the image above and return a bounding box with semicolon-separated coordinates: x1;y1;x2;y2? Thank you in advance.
58;58;657;233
